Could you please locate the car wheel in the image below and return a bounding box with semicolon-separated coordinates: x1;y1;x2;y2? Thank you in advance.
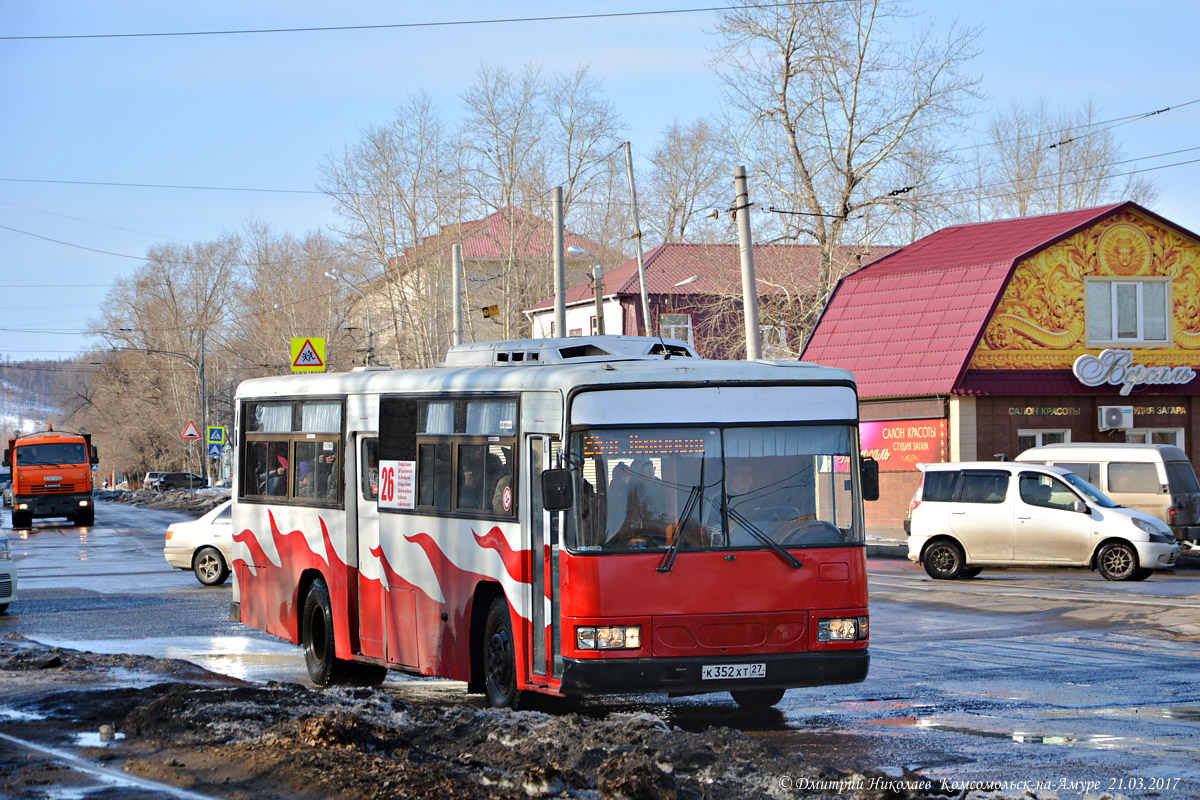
922;540;965;580
302;578;345;686
0;604;8;615
730;688;786;710
1096;541;1139;581
959;567;983;579
193;546;230;586
482;597;520;709
1130;568;1154;582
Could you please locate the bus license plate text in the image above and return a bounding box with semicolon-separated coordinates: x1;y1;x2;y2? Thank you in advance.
702;663;766;680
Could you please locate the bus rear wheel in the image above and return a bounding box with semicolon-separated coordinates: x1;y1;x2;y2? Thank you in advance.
302;578;343;686
482;597;520;709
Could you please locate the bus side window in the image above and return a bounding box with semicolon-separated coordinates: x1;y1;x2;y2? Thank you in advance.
418;442;451;510
362;437;379;501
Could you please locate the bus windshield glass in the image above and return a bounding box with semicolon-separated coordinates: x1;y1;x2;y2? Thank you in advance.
568;424;861;553
16;442;87;466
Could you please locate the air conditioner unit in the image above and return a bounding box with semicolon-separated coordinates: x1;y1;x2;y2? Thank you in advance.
1098;405;1134;430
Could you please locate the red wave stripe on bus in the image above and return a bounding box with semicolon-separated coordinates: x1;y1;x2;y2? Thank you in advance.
472;525;527;584
232;512;355;655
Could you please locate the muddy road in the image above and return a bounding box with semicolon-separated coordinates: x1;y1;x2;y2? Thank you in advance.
2;500;1199;798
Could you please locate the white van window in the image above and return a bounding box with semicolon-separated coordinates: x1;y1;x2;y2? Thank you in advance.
958;471;1009;504
1107;462;1162;494
1053;461;1099;486
1019;473;1078;511
1166;462;1200;493
922;471;958;501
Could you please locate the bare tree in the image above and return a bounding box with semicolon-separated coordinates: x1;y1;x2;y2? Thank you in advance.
642;118;733;245
958;97;1159;219
714;0;981;298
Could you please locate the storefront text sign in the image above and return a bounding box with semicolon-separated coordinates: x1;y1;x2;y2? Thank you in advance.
860;419;947;471
1073;349;1196;396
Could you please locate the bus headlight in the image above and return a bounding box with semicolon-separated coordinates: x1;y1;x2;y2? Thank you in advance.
818;616;868;642
576;625;641;650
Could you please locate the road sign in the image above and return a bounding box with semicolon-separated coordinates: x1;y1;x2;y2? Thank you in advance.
207;426;225;445
181;421;202;440
291;337;326;373
207;443;223;458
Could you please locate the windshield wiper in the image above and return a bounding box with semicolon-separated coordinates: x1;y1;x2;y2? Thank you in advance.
657;484;703;573
725;507;803;569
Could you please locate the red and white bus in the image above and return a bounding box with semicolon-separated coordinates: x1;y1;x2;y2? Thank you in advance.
230;336;876;709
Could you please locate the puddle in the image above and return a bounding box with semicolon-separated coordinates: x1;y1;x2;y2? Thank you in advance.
866;716;1128;748
74;730;126;747
0;706;46;721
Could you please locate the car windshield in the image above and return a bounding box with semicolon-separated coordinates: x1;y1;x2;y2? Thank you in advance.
1061;471;1118;507
16;442;87;466
567;424;861;554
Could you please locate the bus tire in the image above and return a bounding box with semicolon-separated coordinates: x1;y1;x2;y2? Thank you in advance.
302;578;343;686
731;688;786;710
482;597;520;709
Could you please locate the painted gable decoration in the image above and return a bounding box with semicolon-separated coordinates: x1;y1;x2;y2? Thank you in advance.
971;210;1200;371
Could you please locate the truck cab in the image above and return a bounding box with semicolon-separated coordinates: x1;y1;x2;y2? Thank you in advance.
4;426;99;528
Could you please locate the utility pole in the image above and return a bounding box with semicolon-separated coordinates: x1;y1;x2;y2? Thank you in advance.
592;263;605;335
200;329;209;486
553;186;566;337
735;166;761;360
452;244;464;346
624;142;652;336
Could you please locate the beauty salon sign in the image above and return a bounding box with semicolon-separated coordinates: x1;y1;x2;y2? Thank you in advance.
1073;349;1196;396
860;419;947;471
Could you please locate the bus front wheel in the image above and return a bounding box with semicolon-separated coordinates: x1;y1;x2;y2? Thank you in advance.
482;597;520;709
302;578;342;686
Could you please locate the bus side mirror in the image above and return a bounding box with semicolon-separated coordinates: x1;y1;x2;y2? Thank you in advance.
542;468;573;511
90;446;99;465
860;457;880;501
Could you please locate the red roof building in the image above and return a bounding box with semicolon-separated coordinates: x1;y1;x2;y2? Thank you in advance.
802;202;1200;539
526;242;893;356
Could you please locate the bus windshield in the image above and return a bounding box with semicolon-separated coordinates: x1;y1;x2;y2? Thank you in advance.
568;424;861;553
16;442;87;466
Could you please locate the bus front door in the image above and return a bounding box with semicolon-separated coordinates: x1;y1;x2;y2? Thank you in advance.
527;436;562;681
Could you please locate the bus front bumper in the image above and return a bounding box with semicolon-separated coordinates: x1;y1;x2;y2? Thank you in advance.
559;650;868;696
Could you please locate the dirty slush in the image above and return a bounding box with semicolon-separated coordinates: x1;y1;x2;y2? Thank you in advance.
0;634;959;800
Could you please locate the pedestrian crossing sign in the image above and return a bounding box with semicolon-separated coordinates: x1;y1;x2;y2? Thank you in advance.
207;426;225;445
291;337;326;373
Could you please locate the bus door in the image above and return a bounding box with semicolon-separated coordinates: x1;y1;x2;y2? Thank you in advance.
527;435;562;680
353;434;383;661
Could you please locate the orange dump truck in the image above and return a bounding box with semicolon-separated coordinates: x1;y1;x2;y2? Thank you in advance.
3;426;99;528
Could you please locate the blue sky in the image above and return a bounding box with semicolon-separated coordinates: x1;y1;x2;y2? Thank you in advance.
2;0;1198;362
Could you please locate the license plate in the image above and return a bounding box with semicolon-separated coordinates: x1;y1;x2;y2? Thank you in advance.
701;663;766;680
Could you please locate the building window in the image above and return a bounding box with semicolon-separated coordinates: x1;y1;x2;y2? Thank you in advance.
660;313;693;345
1125;428;1184;448
589;315;599;336
761;324;788;358
1017;429;1069;453
1085;279;1170;344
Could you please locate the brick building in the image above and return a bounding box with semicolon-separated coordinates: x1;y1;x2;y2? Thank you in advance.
803;202;1200;540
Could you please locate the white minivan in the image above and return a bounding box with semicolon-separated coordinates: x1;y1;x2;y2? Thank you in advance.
906;462;1180;581
1015;444;1200;548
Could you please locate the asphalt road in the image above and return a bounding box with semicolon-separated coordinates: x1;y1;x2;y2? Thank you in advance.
3;500;1199;797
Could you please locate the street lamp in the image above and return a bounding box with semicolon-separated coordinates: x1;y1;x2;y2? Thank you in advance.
325;269;375;366
566;245;605;336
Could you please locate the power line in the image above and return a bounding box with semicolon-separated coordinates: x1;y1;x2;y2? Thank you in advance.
0;3;841;41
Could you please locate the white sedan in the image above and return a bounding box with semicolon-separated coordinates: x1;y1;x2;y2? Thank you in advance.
0;529;16;613
164;500;233;586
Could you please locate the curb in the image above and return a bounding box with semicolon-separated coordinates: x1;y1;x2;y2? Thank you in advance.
865;541;907;559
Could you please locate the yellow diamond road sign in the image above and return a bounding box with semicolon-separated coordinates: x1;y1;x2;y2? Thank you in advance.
291;337;326;373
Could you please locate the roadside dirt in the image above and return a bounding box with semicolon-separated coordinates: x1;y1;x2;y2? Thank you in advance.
0;634;962;800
